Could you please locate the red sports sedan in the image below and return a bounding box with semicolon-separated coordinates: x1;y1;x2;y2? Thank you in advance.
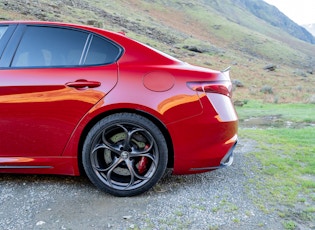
0;21;238;196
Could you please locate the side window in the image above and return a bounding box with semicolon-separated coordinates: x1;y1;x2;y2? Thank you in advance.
84;35;121;65
11;26;88;67
0;26;8;40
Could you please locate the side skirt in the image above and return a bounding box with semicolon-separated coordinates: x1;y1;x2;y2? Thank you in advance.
0;156;79;176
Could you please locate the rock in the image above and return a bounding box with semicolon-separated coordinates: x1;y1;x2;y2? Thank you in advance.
212;25;222;30
234;100;245;107
232;79;244;87
36;221;46;226
308;95;315;104
260;85;273;94
293;69;307;77
123;215;132;220
183;45;204;53
263;64;277;71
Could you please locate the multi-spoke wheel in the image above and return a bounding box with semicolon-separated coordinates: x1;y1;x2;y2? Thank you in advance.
82;113;168;196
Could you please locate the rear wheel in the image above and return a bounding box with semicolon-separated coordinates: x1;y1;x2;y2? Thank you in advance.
82;113;168;196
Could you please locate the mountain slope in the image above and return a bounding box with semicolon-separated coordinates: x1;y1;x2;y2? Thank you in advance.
236;0;315;44
0;0;314;103
303;24;315;37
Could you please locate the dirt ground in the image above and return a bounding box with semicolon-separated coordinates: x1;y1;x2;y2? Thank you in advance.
0;139;285;230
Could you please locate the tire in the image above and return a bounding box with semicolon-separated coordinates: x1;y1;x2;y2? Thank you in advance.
82;113;168;197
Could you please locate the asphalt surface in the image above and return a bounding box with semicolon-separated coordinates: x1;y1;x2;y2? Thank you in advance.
0;139;284;229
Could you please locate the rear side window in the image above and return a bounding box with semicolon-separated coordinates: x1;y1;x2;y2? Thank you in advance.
84;35;121;65
0;26;8;40
11;26;88;67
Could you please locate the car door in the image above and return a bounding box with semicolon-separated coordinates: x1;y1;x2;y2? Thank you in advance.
0;24;122;157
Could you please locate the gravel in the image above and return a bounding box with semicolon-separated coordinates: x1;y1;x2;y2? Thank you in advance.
0;139;284;229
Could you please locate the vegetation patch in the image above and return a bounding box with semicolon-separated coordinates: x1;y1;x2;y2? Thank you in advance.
237;101;315;229
237;100;315;123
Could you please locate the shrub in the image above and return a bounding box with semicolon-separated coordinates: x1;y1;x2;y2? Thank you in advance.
260;85;273;94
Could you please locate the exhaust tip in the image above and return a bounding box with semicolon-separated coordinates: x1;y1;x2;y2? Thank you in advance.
220;141;237;167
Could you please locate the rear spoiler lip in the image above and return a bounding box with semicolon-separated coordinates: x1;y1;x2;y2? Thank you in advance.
221;66;231;73
220;66;231;81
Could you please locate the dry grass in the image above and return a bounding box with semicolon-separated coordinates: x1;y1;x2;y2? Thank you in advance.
1;0;314;103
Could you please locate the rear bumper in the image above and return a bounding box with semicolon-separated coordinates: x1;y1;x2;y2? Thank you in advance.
189;140;237;171
169;91;238;175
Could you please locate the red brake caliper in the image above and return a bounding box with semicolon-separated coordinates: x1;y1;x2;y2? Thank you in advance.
137;145;149;174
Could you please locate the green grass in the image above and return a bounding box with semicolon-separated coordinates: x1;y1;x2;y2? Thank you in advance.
237;101;315;228
240;127;315;201
237;100;315;123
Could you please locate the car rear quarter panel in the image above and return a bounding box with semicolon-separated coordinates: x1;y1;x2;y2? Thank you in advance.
63;63;237;175
61;64;207;158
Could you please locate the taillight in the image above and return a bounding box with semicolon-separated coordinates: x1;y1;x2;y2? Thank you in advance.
187;81;232;97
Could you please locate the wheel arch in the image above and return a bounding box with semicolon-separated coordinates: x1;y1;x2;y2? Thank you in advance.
77;108;174;175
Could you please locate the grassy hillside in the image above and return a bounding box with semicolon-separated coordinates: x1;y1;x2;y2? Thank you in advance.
1;0;314;103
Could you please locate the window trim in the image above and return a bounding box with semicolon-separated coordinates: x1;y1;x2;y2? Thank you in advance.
80;33;93;65
0;24;17;62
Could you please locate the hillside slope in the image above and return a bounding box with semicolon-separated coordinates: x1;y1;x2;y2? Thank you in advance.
233;0;315;44
0;0;314;103
303;24;315;37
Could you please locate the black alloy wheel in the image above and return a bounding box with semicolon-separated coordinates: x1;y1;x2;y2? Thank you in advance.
82;113;168;197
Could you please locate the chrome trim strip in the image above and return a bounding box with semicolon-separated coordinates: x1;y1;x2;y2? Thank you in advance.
190;166;220;171
0;166;53;169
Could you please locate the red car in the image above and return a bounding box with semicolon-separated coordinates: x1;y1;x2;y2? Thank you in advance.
0;21;238;196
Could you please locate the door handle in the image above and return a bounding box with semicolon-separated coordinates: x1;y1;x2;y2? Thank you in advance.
66;79;101;88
